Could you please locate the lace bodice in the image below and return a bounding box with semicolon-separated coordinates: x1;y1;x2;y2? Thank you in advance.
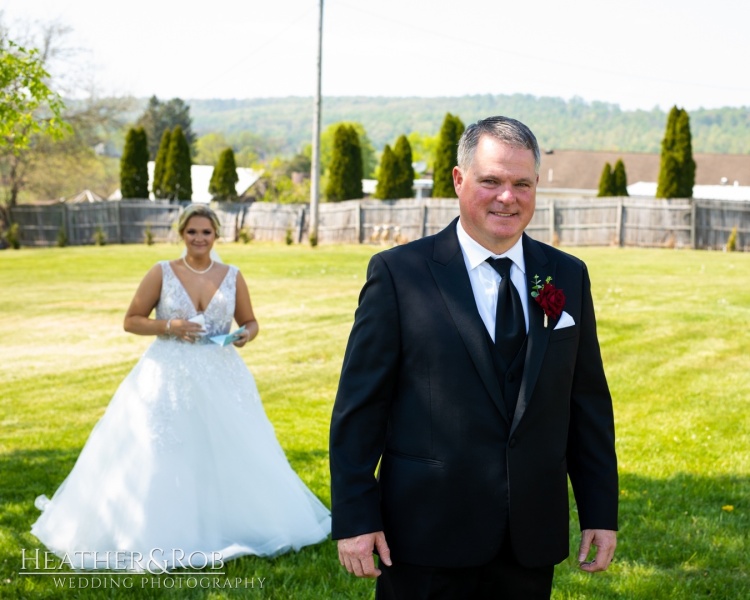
155;261;237;338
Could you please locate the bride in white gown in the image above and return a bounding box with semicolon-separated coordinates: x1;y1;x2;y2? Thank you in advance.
31;204;331;571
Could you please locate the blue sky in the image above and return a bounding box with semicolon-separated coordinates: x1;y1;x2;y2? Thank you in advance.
3;0;749;111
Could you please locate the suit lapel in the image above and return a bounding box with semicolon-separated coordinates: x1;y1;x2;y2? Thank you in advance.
428;220;508;422
512;234;554;432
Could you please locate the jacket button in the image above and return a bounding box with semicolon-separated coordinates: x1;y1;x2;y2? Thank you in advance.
507;373;515;382
509;438;517;448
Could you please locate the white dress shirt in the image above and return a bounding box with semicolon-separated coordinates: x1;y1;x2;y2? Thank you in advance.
456;220;529;342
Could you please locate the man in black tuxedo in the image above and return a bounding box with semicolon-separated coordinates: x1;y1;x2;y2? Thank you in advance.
329;116;618;599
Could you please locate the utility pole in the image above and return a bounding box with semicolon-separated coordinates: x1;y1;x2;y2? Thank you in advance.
309;0;324;246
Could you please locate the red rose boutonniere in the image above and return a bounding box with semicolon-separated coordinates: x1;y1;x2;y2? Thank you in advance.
531;274;566;328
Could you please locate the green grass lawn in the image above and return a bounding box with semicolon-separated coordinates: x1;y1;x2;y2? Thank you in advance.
1;242;748;599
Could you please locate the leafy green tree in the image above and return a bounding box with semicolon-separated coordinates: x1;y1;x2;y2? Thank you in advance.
152;129;171;199
230;130;278;165
136;96;195;159
657;106;695;198
209;148;239;201
597;162;614;197
0;38;68;207
195;132;268;169
0;40;67;153
120;127;149;198
612;159;628;196
407;131;438;174
260;175;310;204
393;135;415;198
325;124;362;201
162;126;192;201
374;145;399;199
1;19;134;207
250;156;310;204
195;132;230;167
284;152;311;176
432;113;464;198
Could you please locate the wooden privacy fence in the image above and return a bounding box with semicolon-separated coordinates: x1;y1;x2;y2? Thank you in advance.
9;200;182;246
8;196;750;251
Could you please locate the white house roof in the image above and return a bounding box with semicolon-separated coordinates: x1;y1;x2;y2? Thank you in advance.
64;189;106;203
362;178;434;197
628;181;750;201
149;162;260;203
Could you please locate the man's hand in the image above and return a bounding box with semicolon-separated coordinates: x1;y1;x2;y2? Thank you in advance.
337;531;392;578
578;529;617;572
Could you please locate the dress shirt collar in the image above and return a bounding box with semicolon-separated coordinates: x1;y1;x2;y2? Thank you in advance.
456;219;526;275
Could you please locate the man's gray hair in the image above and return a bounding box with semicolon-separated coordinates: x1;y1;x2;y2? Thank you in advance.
457;116;540;174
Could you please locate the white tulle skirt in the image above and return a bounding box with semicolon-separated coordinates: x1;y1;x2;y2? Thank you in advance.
31;338;331;571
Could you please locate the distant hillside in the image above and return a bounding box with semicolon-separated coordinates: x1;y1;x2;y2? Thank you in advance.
187;94;750;156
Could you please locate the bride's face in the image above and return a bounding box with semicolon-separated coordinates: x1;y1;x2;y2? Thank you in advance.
182;216;216;257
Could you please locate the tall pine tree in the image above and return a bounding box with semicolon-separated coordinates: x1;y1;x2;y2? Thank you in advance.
612;159;629;196
432;113;464;198
120;127;149;199
162;126;192;201
326;124;363;201
209;148;239;201
393;135;415;199
374;145;399;199
597;162;614;197
656;107;679;198
152;129;171;199
674;109;696;198
657;106;695;198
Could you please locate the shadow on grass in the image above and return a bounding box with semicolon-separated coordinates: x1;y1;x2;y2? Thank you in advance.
554;472;749;599
3;448;748;599
1;447;81;557
0;446;364;599
283;448;328;464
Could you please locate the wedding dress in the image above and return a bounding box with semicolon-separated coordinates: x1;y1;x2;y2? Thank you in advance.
31;261;331;571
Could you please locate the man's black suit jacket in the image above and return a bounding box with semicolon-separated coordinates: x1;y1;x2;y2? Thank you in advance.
330;219;618;569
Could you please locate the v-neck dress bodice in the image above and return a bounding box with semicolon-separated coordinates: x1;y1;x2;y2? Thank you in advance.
157;261;235;338
31;261;331;571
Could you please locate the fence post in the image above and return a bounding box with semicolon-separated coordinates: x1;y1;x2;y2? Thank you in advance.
356;200;362;244
65;205;73;246
297;206;306;243
116;202;123;244
422;201;428;239
548;198;555;245
616;197;623;247
690;199;697;249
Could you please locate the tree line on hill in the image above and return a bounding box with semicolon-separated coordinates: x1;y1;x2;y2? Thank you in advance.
188;95;750;157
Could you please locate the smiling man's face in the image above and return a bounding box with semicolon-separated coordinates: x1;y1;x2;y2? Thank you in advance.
453;134;538;254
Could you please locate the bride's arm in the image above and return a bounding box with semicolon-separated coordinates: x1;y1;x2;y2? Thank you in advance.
232;271;259;348
123;264;169;336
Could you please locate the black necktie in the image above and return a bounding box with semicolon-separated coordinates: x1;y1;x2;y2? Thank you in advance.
486;257;525;365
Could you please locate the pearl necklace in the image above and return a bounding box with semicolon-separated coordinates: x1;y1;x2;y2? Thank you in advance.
182;256;214;275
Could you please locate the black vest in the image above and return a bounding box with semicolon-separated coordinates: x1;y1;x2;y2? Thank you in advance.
486;331;527;421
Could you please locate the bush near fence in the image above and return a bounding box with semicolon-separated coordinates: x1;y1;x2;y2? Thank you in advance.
7;197;750;251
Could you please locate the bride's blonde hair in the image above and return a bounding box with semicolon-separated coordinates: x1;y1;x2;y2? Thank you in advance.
178;204;221;236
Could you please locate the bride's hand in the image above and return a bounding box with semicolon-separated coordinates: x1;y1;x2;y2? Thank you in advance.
232;329;252;348
170;319;205;343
